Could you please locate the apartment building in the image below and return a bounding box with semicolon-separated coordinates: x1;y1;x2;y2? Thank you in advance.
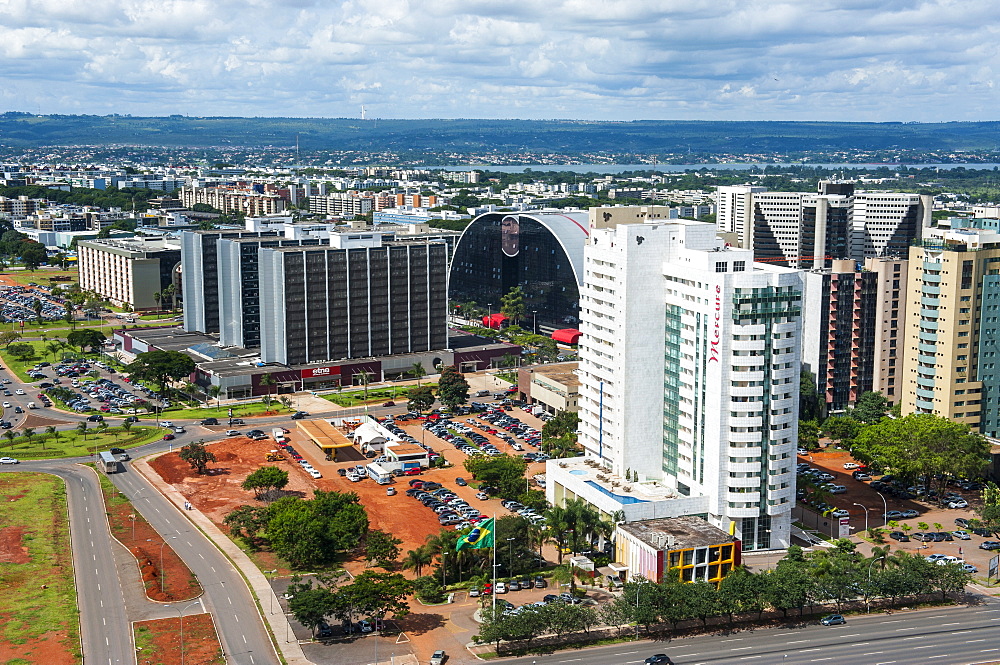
801;257;907;412
308;192;374;217
77;237;181;310
901;220;1000;435
550;219;803;551
179;186;286;216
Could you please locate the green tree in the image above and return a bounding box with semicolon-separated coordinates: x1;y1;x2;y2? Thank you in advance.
7;342;35;361
402;546;434;577
124;349;196;395
178;440;216;474
222;505;271;550
798;419;820;450
500;286;526;325
716;566;766;622
153;291;162;315
975;481;1000;532
406;385;436;412
437;365;470;410
32;298;42;323
365;529;404;568
67;329;107;354
1;429;14;450
207;384;222;408
76;421;87;441
799;369;824;421
821;415;862;447
241;465;290;501
851;391;890;424
259;372;276;409
22;427;34;449
412;575;445;603
463;454;528;500
45;340;64;361
331;570;413;620
852;413;989;491
266;491;369;569
0;331;21;348
288;587;335;636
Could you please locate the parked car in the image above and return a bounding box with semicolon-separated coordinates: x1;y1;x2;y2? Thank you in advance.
386;487;396;496
979;541;1000;550
820;614;846;626
843;462;859;469
455;477;467;486
201;418;219;425
889;531;910;542
952;530;972;540
429;650;446;665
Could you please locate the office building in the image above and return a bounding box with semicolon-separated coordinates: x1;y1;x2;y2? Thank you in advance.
449;210;589;329
258;237;449;365
549;219;803;551
78;237;181;310
901;221;1000;435
714;183;931;266
515;362;580;414
614;517;740;585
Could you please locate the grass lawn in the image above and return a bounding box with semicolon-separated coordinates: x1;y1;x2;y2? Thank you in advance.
159;401;293;420
1;268;78;287
0;426;169;460
0;472;81;663
0;340;66;382
325;383;437;407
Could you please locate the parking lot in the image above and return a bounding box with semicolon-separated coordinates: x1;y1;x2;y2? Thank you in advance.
0;283;69;323
797;447;997;575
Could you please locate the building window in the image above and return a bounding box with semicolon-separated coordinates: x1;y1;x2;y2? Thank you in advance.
733;261;746;272
716;262;728;273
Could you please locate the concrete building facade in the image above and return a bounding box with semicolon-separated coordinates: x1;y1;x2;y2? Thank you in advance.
77;237;181;311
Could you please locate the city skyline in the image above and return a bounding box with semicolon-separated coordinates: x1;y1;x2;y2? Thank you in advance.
1;0;997;122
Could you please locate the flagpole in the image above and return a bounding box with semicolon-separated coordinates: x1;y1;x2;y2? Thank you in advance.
491;512;497;615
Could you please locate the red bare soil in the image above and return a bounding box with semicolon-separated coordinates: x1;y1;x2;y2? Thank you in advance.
134;613;224;665
0;526;29;564
100;484;201;602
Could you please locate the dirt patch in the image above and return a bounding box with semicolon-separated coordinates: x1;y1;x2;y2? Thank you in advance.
0;526;29;564
97;478;202;602
0;614;77;665
20;413;73;429
134;613;224;665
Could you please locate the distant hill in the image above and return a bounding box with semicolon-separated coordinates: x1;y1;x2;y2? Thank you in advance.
1;113;999;155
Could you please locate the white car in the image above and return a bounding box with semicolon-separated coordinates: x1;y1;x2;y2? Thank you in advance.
830;509;851;518
843;462;859;469
14;389;24;395
1;402;9;408
0;457;18;464
952;530;972;540
225;430;240;436
160;420;173;427
308;469;322;479
494;582;507;593
937;556;965;566
948;499;969;509
476;492;489;500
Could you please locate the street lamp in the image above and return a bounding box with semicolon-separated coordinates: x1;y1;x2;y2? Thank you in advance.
264;569;278;614
507;537;515;576
148;536;177;594
853;502;870;534
532;310;538;335
866;556;886;613
171;600;201;665
874;491;888;527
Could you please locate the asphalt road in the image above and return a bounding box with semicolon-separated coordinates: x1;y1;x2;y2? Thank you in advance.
493;598;1000;665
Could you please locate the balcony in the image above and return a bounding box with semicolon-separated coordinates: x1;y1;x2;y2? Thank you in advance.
918;342;938;354
921;296;940;307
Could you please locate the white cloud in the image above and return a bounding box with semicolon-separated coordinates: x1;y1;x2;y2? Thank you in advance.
0;0;997;120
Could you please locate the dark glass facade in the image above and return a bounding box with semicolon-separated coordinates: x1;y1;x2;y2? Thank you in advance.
449;213;584;327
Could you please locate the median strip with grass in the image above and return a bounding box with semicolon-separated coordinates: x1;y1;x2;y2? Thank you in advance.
324;383;437;407
0;425;168;460
0;472;81;665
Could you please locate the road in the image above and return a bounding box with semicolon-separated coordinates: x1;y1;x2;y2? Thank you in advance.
493;598;1000;665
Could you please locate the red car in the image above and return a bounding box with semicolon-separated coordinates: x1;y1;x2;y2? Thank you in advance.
162;434;175;441
408;479;424;488
404;468;422;476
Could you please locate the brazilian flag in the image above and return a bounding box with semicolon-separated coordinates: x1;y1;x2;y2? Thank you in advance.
456;518;494;551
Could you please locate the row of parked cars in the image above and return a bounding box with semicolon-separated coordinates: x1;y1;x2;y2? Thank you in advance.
380;417;442;463
0;286;66;323
425;418;505;458
49;376;140;413
501;498;547;526
405;480;486;528
478;410;542;447
470;576;548;597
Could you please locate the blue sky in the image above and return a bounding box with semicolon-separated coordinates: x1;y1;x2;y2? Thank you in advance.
0;0;995;121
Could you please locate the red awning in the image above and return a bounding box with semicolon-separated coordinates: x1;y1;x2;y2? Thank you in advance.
481;313;509;329
551;328;581;344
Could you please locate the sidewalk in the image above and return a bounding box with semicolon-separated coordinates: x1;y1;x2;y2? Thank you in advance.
132;452;314;665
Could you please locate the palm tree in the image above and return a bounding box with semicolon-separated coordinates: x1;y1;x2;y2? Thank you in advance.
408;362;427;386
44;425;56;450
121;420;133;437
403;546;434;577
183;381;199;405
32;298;43;324
356;369;373;400
153;292;161;317
207;384;221;408
259;373;275;410
45;340;64;361
162;284;176;311
76;421;88;441
22;428;34;450
97;421;109;439
2;429;14;450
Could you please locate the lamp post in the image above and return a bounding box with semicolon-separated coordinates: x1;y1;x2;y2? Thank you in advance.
532;310;538;335
866;556;886;613
853;502;870;534
264;569;278;614
172;600;201;665
507;537;515;576
148;536;177;594
875;491;888;527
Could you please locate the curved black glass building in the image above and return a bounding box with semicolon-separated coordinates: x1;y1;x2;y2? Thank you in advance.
449;210;588;328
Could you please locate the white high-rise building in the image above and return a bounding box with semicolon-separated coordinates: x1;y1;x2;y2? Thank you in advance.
715;185;765;246
555;219;803;550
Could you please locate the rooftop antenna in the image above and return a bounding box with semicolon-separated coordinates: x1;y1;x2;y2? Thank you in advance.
361;105;366;121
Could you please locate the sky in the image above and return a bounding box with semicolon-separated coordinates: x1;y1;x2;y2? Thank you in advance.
0;0;997;121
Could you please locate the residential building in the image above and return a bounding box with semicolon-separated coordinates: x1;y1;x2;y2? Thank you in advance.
179;186;287;216
77;237;181;310
550;219;803;551
901;221;1000;435
308;192;374;217
801;257;907;412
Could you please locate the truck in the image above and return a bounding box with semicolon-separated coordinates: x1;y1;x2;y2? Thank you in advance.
26;402;36;409
366;462;393;485
272;427;288;443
